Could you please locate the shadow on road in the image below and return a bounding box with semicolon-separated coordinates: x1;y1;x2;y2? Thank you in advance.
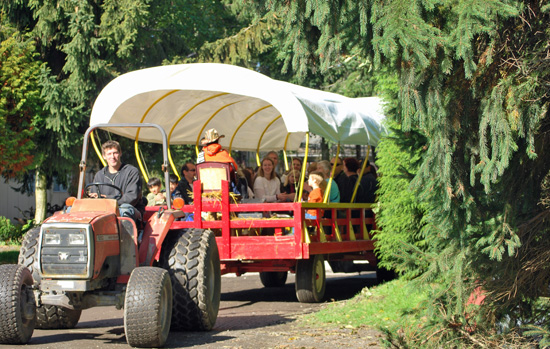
221;272;379;303
26;329;126;346
167;314;295;347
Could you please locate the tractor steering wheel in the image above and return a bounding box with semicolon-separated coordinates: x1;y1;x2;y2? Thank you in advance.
85;182;123;200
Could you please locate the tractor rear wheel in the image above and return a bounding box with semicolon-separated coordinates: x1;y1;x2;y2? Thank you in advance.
18;227;82;329
162;228;221;331
0;264;36;344
35;305;82;329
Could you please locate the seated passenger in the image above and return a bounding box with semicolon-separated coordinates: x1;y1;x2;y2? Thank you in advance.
242;167;256;195
330;156;346;199
305;171;327;219
358;161;377;203
281;169;299;201
236;168;254;199
146;177;166;206
307;161;318;174
317;160;340;203
175;162;196;204
253;157;290;202
281;157;303;185
266;151;281;178
169;174;183;200
340;157;364;203
292;157;303;173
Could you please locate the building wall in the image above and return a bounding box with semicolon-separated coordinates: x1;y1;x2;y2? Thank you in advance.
0;179;68;224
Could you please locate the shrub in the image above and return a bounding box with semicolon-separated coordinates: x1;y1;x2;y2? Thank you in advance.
0;216;34;244
0;216;18;243
374;122;431;277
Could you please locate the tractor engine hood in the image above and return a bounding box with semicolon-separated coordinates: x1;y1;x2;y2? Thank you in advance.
44;211;114;225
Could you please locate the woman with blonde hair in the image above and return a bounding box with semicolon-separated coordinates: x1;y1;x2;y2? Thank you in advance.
253;158;291;202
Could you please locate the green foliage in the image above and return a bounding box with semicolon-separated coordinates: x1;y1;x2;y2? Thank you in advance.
304;278;437;348
0;250;20;265
524;324;550;348
0;30;44;178
261;0;550;345
0;216;33;243
374;122;431;276
2;0;547;343
0;217;18;242
1;0;243;214
188;13;279;69
307;279;429;331
102;0;240;70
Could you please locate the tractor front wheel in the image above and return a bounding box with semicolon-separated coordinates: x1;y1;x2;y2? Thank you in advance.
18;227;81;329
124;267;172;348
0;264;36;344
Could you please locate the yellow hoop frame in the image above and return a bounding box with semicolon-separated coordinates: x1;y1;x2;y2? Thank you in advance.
323;143;341;203
255;115;282;167
167;93;228;178
228;105;273;154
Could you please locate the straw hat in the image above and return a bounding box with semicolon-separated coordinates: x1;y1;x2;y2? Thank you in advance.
200;128;225;145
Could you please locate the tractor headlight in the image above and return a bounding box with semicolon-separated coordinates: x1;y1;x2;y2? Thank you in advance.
68;233;86;245
43;233;61;245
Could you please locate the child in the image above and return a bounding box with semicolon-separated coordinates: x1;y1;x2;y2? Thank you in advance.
169;174;183;199
146;177;165;206
305;171;327;219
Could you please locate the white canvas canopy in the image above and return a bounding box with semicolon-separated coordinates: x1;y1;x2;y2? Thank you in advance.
90;63;387;151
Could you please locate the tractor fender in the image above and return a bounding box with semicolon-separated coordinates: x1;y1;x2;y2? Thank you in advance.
139;209;184;266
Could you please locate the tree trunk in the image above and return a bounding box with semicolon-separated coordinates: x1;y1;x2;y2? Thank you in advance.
34;169;47;224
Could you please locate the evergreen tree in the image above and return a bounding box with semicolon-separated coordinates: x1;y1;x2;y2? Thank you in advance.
262;0;550;345
0;0;241;222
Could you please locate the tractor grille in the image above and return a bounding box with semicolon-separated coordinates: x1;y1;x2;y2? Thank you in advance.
39;224;93;279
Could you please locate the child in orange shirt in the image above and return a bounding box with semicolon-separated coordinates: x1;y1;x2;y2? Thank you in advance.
305;171;327;219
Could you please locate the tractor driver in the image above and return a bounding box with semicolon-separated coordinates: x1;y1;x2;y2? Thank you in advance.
88;140;145;221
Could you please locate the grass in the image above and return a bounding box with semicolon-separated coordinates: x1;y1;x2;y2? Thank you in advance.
0;244;21;265
301;279;429;332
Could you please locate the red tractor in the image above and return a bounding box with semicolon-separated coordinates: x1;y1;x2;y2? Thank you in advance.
0;123;221;348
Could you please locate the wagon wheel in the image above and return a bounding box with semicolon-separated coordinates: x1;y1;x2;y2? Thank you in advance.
295;254;326;303
259;272;288;287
